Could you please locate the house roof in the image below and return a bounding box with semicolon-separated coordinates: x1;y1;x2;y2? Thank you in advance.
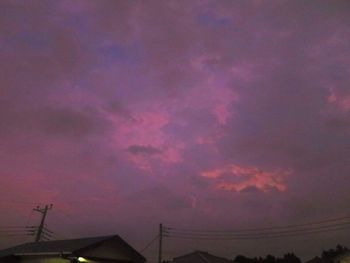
0;235;146;262
173;251;232;263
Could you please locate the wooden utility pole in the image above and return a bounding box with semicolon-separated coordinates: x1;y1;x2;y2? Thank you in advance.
158;223;163;263
33;204;53;242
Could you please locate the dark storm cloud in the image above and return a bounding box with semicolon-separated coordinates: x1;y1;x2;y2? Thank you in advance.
127;145;163;155
38;107;103;138
325;116;350;131
239;186;260;194
0;103;106;138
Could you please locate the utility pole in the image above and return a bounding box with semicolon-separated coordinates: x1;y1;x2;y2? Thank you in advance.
158;223;163;263
33;204;53;242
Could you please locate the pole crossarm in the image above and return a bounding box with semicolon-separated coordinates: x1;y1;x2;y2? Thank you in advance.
33;204;53;242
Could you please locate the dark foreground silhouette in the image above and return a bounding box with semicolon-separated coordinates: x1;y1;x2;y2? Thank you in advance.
233;245;349;263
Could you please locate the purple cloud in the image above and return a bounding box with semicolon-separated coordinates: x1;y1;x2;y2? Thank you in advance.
1;1;350;261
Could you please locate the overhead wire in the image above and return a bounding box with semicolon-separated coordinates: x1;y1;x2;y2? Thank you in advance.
0;200;66;241
0;230;34;237
165;226;350;240
49;209;76;239
0;234;35;239
163;215;350;240
0;226;30;229
165;216;350;233
0;200;44;206
0;226;35;236
0;230;31;233
140;234;160;253
165;222;350;237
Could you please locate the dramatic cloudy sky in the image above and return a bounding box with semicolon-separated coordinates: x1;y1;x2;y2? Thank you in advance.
1;0;350;261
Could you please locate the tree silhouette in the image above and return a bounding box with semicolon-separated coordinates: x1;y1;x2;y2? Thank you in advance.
233;253;301;263
322;245;349;261
281;253;302;263
234;255;252;263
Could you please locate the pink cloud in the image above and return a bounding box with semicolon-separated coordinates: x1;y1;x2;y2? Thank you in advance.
201;164;291;193
196;128;226;146
327;87;350;111
188;56;239;125
106;110;185;169
213;104;231;125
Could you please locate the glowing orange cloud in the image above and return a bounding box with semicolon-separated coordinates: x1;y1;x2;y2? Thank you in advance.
201;164;291;193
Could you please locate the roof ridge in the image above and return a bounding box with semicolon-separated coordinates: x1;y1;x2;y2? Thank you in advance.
33;234;116;243
197;251;212;263
0;235;118;258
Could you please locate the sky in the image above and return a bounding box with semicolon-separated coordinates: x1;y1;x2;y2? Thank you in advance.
0;0;350;262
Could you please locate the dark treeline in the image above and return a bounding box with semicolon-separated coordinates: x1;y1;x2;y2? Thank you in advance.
233;245;349;263
321;245;349;261
162;245;349;263
234;252;301;263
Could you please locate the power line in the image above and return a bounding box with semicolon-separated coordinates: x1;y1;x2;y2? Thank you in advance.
163;216;350;240
0;226;35;235
0;226;30;229
0;200;44;206
165;224;350;240
0;230;33;237
49;207;82;239
0;201;64;242
0;230;31;233
140;234;159;253
165;216;350;233
0;234;30;237
43;226;53;234
165;221;350;237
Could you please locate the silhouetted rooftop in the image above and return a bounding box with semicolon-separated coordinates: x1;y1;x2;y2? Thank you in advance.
0;234;145;262
173;251;232;263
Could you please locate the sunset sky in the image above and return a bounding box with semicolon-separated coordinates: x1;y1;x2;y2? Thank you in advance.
1;0;350;262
